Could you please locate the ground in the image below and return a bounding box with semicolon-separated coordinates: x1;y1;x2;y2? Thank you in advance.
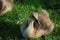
0;0;60;40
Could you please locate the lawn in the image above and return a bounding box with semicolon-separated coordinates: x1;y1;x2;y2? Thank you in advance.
0;0;60;40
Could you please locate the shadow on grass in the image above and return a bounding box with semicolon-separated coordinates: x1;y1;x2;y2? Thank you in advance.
0;21;24;40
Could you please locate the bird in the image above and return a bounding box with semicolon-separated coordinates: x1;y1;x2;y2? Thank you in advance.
0;0;13;15
20;10;54;38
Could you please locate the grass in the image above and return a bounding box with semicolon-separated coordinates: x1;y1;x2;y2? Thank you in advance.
0;0;60;40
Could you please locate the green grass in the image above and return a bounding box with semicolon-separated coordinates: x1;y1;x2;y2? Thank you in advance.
0;0;60;40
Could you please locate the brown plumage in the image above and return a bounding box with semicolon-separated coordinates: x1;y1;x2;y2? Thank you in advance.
20;10;54;38
0;0;13;15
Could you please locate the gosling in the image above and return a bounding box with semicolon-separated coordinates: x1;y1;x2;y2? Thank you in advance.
20;10;54;38
0;0;13;15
